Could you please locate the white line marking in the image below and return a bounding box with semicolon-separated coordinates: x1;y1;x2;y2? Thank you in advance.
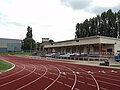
94;74;120;82
0;64;36;87
87;73;100;90
57;81;63;84
74;88;79;90
100;87;109;90
16;64;47;90
61;75;66;78
64;84;72;88
70;65;100;90
87;83;96;87
0;64;25;80
77;80;85;84
98;79;120;87
49;78;54;81
68;78;74;81
44;65;61;90
58;65;77;90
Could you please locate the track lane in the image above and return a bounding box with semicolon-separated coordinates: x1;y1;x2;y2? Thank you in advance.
0;64;38;90
16;64;48;90
0;64;24;79
0;55;120;90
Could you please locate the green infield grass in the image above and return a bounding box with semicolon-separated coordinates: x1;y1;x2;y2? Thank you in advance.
0;60;13;72
0;52;33;56
110;65;120;68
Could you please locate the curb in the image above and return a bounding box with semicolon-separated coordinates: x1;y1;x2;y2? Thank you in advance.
0;58;16;73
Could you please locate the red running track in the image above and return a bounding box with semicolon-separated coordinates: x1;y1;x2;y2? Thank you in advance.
0;55;120;90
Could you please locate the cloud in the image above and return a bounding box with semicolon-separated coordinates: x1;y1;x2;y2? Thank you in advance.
60;0;120;15
86;4;120;15
60;0;93;10
6;22;26;27
112;4;120;12
87;6;110;14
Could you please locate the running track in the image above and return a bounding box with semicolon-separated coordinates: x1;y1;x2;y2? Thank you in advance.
0;55;120;90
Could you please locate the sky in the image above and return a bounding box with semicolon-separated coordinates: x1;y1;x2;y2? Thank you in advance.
0;0;120;42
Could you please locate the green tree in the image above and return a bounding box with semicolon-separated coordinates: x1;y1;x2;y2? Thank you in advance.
49;39;54;43
117;10;120;37
36;42;40;51
21;26;36;51
75;23;80;38
75;9;120;38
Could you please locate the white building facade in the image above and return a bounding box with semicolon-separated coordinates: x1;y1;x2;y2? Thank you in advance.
43;36;120;57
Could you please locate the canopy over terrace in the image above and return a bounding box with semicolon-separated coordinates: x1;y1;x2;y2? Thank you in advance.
43;36;120;57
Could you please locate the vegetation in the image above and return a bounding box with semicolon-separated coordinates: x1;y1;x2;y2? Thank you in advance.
110;65;120;68
49;39;54;43
21;26;36;51
0;60;13;71
75;9;120;38
0;52;33;56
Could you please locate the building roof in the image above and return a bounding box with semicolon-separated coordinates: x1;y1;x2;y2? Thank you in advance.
44;36;120;48
0;38;22;41
54;36;120;43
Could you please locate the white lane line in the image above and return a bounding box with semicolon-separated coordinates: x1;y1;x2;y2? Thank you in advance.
57;81;64;84
98;79;120;87
16;64;47;90
44;65;61;90
100;87;109;90
87;83;96;87
0;64;25;80
0;64;36;87
74;88;80;90
86;77;94;81
68;65;100;90
68;78;74;81
64;84;72;88
58;65;77;90
89;73;100;90
44;76;49;79
49;78;54;81
77;80;85;84
94;74;120;82
61;75;66;78
97;71;120;78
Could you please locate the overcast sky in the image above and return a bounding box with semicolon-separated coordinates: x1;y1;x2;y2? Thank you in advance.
0;0;120;42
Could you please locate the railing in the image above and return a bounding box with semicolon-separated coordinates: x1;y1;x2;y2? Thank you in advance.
89;52;114;55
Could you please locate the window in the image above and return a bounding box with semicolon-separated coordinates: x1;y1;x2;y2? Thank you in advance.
107;49;112;52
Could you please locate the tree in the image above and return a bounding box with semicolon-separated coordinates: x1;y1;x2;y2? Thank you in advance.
49;39;54;43
21;26;36;51
75;9;120;38
36;42;40;51
75;23;80;38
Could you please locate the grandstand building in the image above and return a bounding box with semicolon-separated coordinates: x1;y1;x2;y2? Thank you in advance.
43;36;120;57
0;38;22;52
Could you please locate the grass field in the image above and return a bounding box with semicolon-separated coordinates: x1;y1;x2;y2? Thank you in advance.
0;52;33;56
110;65;120;68
0;60;13;72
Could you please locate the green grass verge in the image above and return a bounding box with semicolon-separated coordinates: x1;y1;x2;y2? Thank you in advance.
0;52;33;56
110;65;120;68
0;60;13;72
